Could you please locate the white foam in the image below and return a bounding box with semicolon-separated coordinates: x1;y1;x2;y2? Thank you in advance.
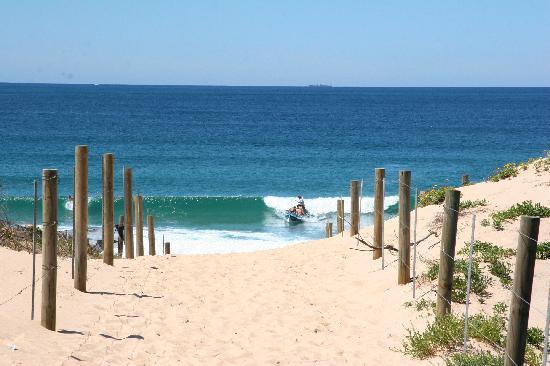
263;195;398;216
56;225;306;255
153;227;305;255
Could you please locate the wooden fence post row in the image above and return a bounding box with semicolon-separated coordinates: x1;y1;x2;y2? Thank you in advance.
373;168;385;260
135;195;144;257
325;222;333;238
436;189;460;316
74;145;88;292
350;180;360;237
124;167;134;259
148;215;156;256
398;170;411;285
504;216;539;366
102;153;114;266
336;199;344;234
41;169;58;331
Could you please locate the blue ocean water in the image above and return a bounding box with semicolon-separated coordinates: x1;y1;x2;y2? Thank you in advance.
1;84;549;253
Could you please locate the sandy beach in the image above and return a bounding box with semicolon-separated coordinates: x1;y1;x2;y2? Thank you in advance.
1;163;549;365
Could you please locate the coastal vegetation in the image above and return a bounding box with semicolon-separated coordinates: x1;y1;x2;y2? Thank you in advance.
459;199;487;210
403;303;543;365
0;220;100;258
484;200;550;230
488;151;550;182
418;185;453;207
406;236;546;364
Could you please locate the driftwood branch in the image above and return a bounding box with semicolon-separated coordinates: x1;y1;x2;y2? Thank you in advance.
351;230;438;253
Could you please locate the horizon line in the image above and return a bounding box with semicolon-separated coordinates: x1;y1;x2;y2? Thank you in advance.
1;81;550;88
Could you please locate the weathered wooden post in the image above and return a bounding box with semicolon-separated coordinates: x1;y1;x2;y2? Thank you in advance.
436;189;461;316
31;179;37;320
102;153;114;265
164;241;171;255
398;170;411;285
118;215;124;257
336;199;344;234
74;145;88;292
135;195;144;256
504;216;539;366
461;175;469;186
350;180;360;237
373;168;385;260
325;222;333;238
147;215;155;256
41;169;58;331
124;167;134;259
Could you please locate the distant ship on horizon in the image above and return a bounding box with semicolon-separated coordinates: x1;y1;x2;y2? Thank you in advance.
307;84;332;88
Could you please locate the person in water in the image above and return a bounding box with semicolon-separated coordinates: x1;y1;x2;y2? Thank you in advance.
290;196;306;216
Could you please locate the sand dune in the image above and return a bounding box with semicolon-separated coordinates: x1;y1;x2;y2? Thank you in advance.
1;164;549;365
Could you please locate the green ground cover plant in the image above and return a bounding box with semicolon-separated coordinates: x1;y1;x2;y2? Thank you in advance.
459;199;487;210
536;242;550;260
419;185;452;207
403;303;542;365
425;259;491;303
488;163;518;182
458;241;514;287
488;201;550;230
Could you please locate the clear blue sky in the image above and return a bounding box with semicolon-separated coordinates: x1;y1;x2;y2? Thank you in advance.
1;1;549;86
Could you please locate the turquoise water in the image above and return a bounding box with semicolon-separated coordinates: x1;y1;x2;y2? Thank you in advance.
1;84;549;252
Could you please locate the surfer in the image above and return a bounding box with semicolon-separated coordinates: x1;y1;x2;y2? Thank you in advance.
289;196;306;215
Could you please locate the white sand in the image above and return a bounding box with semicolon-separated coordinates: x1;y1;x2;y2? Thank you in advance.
1;164;549;365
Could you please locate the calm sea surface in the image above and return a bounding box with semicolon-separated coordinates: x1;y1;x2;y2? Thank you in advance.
1;84;549;253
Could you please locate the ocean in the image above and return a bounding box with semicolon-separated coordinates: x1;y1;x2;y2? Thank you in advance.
1;84;549;253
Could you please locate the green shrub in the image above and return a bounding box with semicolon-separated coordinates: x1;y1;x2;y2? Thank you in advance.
459;199;487;210
536;242;550;260
527;327;545;349
424;260;491;303
419;185;453;207
489;201;550;230
488;260;512;286
525;345;542;366
458;241;514;287
403;315;464;358
533;151;550;172
480;218;490;227
458;241;515;262
489;163;518;182
445;350;502;366
401;305;539;363
416;299;435;312
469;312;506;346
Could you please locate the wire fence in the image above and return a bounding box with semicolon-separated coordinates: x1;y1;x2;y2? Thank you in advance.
340;175;550;365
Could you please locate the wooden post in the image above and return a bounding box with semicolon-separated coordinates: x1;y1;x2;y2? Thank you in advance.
461;175;469;186
134;195;144;256
74;145;88;292
71;166;75;279
41;169;57;331
124;167;134;259
504;216;539;366
373;168;385;259
117;215;124;257
336;199;344;234
164;241;170;255
325;222;333;238
398;170;411;285
350;180;360;237
31;180;37;320
102;153;114;265
147;215;155;256
436;189;461;316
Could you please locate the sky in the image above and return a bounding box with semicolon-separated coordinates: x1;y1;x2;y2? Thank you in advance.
1;1;549;86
